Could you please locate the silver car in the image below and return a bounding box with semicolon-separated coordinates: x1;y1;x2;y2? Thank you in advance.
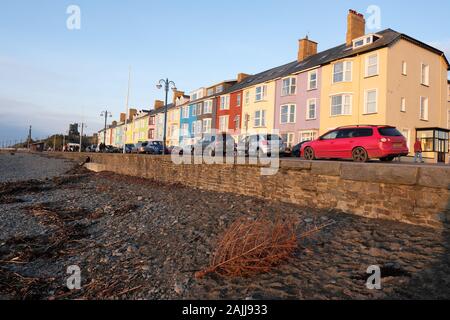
237;134;285;157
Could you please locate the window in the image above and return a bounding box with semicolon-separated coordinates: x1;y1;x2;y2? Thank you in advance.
365;89;378;114
337;128;373;138
203;119;212;134
402;61;407;75
203;100;212;114
255;85;267;101
254;110;266;127
378;127;403;137
207;88;214;96
194;120;202;136
308;70;318;90
401;97;406;112
281;133;295;148
236;94;241;107
148;129;155;140
282;77;296;96
299;131;317;142
181;123;189;137
245;92;250;104
234;115;241;129
182;106;189;119
219;116;229;132
196;103;202;116
421;63;430;86
333;61;352;83
192;93;198;101
420;96;429;121
220;95;230;110
306;99;317;120
331;94;352;116
216;85;224;93
280;104;296;124
191;105;197;117
321;130;339;140
366;54;378;77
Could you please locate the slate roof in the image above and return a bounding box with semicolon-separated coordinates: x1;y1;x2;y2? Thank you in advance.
220;28;449;95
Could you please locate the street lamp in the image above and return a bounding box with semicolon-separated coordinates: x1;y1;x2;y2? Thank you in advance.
100;110;112;146
156;79;177;155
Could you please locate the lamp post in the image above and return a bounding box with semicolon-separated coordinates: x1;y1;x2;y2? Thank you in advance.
100;110;112;146
156;78;177;155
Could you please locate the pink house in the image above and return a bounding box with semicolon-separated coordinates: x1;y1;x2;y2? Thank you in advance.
274;37;322;149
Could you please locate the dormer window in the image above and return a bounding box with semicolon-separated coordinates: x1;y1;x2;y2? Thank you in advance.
352;34;381;49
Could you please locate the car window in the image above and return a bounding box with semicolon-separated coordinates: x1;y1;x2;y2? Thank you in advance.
378;127;402;137
354;128;373;137
336;129;354;139
321;131;339;140
142;142;148;147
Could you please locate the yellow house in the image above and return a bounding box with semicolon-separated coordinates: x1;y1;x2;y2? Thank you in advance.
241;80;277;135
320;10;450;163
131;110;150;144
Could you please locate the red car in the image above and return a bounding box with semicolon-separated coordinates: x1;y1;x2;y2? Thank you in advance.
301;125;409;162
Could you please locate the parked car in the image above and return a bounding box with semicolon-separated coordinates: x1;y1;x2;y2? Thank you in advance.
104;145;120;153
124;144;135;154
131;142;148;154
301;125;409;162
291;141;311;157
192;133;236;156
86;144;97;152
237;134;286;157
143;141;164;155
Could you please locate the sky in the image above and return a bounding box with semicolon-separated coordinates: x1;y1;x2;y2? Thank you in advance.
1;0;449;142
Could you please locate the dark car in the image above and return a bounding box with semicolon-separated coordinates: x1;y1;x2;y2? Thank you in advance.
124;144;135;154
132;142;148;154
86;144;97;153
143;141;164;155
193;133;236;157
291;141;311;157
104;145;120;153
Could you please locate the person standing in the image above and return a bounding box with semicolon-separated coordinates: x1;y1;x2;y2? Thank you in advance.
414;138;424;163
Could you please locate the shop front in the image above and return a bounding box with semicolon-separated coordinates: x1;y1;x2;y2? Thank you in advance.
416;127;449;163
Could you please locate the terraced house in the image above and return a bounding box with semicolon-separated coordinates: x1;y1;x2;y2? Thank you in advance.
215;74;250;138
179;88;205;145
319;10;450;162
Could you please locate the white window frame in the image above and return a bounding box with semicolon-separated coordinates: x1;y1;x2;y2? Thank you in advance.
420;96;429;121
401;97;406;113
281;77;296;96
307;70;318;90
421;63;430;86
364;89;378;114
182;106;189;119
236;93;241;107
181;123;189;137
245;91;250;104
281;133;295;148
280;104;296;124
333;61;352;83
299;130;318;143
234;115;241;129
255;85;267;102
220;95;230;110
306;98;317;120
330;94;352;116
202;118;212;134
365;54;379;77
402;61;407;75
254;110;266;127
203;100;213;114
219;115;229;133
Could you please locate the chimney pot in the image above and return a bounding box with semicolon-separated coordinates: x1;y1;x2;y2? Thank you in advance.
237;73;251;83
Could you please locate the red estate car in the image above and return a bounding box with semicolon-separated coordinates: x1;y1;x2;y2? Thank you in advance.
301;125;409;162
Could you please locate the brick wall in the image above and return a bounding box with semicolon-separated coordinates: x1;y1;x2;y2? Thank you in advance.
56;153;450;229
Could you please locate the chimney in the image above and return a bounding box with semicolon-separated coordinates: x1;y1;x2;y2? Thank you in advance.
346;9;366;46
237;73;251;83
112;121;117;127
154;100;164;109
172;90;185;105
297;36;318;62
128;108;137;120
120;113;126;122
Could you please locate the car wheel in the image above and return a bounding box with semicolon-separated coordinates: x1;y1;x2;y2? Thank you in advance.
380;156;394;162
303;147;315;160
352;147;369;162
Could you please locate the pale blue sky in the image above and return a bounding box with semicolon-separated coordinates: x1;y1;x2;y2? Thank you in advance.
0;0;449;141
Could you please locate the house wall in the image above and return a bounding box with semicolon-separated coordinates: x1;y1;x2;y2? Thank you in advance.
319;47;389;133
386;39;449;155
167;107;181;147
242;81;277;134
274;68;322;145
215;91;243;137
